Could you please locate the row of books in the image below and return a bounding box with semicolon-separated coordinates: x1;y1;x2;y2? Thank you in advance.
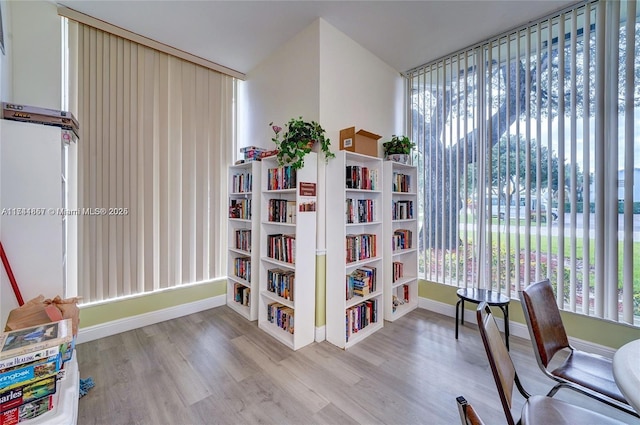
234;229;252;252
231;172;253;193
391;172;411;193
392;200;414;220
345;233;377;263
233;283;251;307
266;303;294;334
345;166;379;191
267;166;296;191
392;285;410;312
233;256;251;281
267;234;296;264
0;319;75;423
392;229;413;251
267;199;296;224
345;299;378;342
391;261;404;282
346;266;377;300
267;268;295;301
229;198;251;220
346;198;376;224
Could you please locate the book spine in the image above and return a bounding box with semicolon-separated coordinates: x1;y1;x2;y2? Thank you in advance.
0;374;57;414
0;356;61;388
0;346;59;371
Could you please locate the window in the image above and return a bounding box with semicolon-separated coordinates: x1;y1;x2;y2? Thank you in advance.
410;0;639;325
66;20;236;303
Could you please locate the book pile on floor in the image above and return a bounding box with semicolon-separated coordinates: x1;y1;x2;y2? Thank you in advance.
0;319;75;424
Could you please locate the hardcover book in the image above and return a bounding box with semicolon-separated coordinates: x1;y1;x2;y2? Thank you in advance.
0;319;73;361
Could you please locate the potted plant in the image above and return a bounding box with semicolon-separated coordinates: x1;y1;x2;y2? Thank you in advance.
382;135;415;164
270;117;335;169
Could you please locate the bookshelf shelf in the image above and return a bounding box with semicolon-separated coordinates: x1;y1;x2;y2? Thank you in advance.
227;161;261;321
326;151;384;349
383;161;419;322
258;154;317;351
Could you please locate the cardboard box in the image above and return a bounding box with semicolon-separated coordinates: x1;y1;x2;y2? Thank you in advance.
339;127;381;157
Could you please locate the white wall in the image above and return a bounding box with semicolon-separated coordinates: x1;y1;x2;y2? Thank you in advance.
0;0;63;325
317;19;404;251
242;20;320;156
319;19;404;154
8;0;60;109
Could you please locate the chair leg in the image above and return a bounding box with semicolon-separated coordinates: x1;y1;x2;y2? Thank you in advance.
455;299;461;339
547;382;640;418
498;304;509;351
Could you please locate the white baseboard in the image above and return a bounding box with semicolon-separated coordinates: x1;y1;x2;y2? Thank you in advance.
76;295;226;344
315;325;326;342
75;293;615;359
418;296;616;358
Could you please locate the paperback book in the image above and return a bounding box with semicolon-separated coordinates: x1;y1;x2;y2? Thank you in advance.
0;319;73;361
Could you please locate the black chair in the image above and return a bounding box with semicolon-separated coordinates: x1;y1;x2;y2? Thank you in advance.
476;302;628;425
455;396;486;425
520;279;637;417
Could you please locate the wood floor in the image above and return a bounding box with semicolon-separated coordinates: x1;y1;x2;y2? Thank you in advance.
76;306;639;425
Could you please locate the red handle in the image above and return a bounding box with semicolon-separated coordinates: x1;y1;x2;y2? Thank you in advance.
0;241;24;306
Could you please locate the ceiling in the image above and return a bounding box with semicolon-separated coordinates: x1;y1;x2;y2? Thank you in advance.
56;0;578;76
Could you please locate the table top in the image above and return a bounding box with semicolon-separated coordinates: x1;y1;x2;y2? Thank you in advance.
613;339;640;414
456;288;510;306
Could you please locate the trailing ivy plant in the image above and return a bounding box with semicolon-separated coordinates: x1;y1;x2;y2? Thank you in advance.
270;117;335;170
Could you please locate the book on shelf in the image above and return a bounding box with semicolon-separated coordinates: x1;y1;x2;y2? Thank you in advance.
392;229;412;251
0;319;73;361
267;165;296;190
267;268;295;301
346;266;377;300
266;303;295;334
234;229;252;252
229;198;251;220
231;171;253;193
233;283;251;307
267;199;296;223
345;299;378;342
345;166;379;190
392;172;411;193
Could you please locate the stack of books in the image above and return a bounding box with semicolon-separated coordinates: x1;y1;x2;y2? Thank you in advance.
0;319;74;424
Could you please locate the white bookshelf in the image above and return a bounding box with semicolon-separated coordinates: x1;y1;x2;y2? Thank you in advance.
226;161;261;321
258;154;317;350
383;161;418;321
326;151;384;349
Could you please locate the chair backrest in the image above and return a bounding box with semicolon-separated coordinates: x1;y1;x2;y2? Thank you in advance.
520;279;571;367
476;303;518;425
456;396;486;425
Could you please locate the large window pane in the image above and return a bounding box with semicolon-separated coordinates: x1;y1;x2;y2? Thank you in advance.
411;0;639;326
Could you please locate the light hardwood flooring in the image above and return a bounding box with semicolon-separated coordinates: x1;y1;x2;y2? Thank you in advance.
76;306;639;425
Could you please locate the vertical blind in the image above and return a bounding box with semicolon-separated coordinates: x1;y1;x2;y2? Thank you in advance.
410;0;639;325
70;22;235;303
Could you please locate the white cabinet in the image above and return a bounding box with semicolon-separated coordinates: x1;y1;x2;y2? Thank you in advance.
326;151;384;348
258;154;317;350
226;161;261;321
383;161;418;321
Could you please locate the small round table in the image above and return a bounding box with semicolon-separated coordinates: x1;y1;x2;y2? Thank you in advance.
455;288;511;350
